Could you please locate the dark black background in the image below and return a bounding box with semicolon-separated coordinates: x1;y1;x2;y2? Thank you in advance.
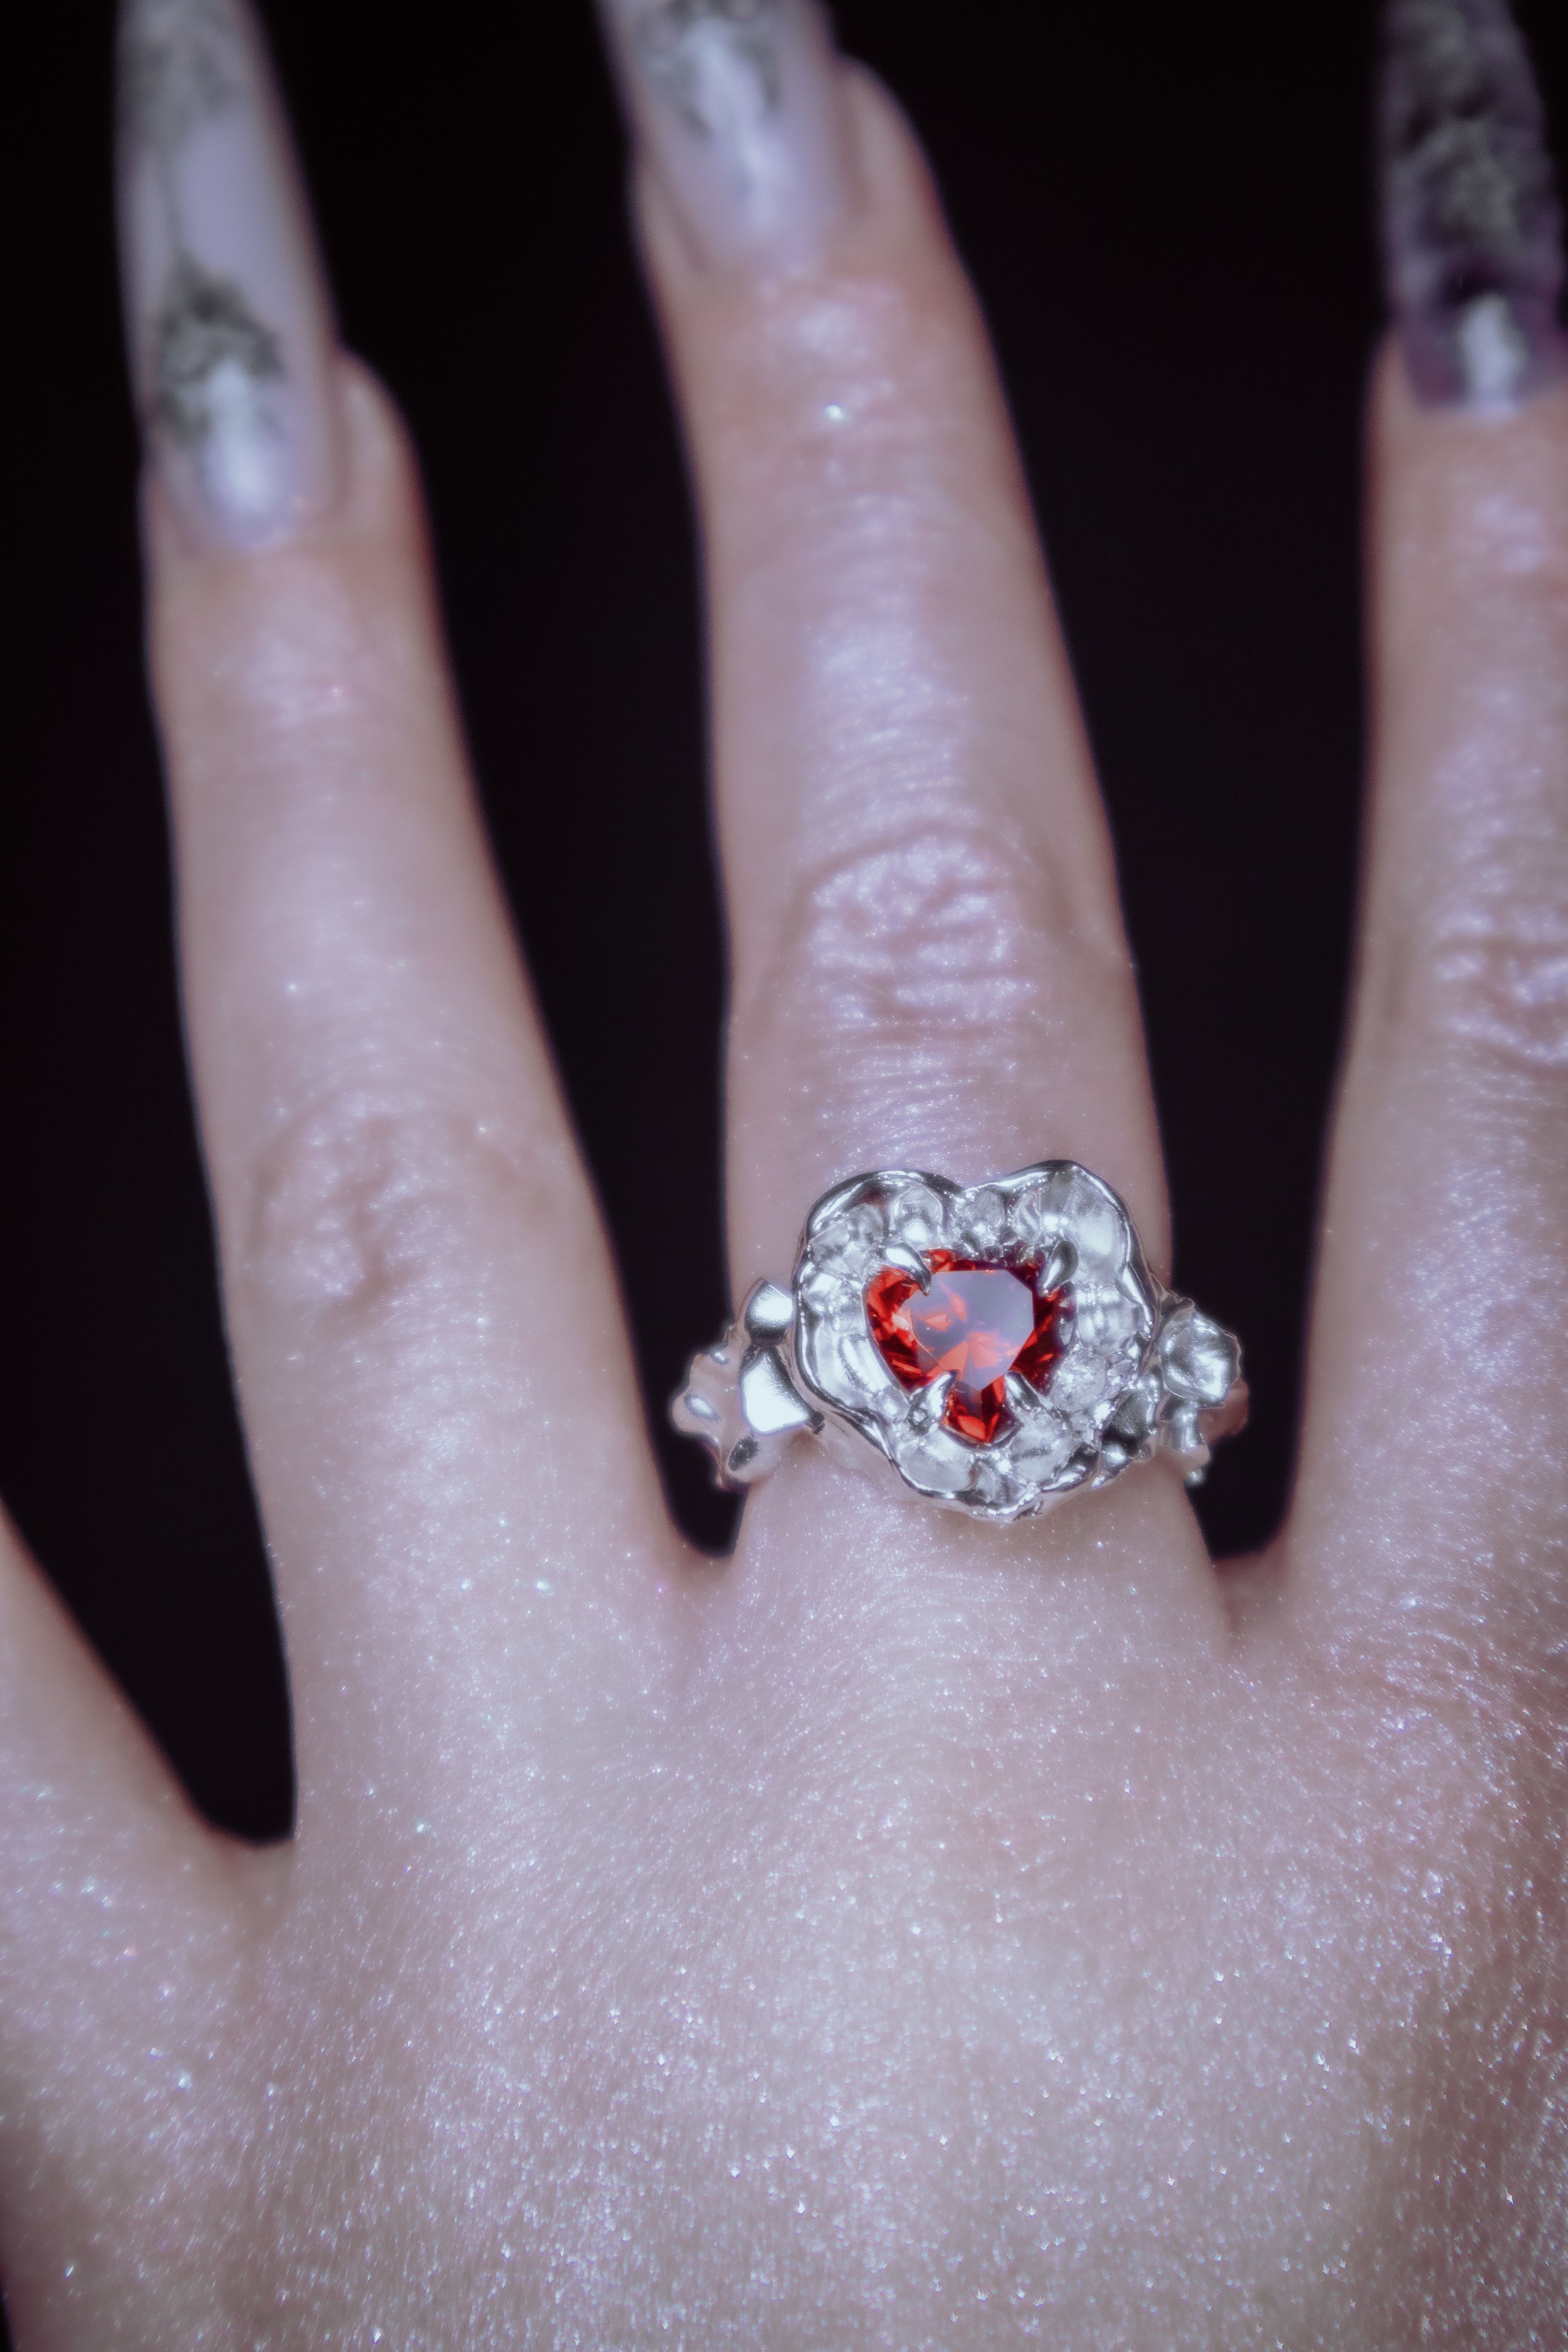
6;0;1566;1903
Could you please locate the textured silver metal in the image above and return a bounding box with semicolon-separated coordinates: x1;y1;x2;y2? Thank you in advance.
671;1162;1247;1523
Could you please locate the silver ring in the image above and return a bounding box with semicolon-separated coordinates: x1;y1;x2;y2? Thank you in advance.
671;1162;1248;1524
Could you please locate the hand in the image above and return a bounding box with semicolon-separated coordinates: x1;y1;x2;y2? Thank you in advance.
4;0;1566;2341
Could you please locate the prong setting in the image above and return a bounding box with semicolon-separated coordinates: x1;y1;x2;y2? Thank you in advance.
877;1244;931;1289
673;1163;1247;1521
1035;1237;1076;1295
904;1371;955;1437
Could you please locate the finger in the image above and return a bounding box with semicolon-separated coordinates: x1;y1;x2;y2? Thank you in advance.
121;0;677;1845
602;4;1223;1627
0;1503;265;2341
1291;0;1568;1675
627;53;1168;1284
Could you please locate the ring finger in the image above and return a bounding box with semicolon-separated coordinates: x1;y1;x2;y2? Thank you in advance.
605;2;1222;1632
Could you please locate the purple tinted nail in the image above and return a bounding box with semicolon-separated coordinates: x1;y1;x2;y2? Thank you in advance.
1380;0;1567;408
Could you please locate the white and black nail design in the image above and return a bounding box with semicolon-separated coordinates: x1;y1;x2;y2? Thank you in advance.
117;0;339;548
635;0;783;140
1380;0;1566;408
599;0;853;269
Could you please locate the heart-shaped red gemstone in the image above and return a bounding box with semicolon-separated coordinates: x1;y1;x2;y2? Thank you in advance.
864;1250;1071;1445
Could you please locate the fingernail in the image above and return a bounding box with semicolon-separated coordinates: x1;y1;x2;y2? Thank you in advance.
116;0;341;550
597;0;855;271
1380;0;1568;410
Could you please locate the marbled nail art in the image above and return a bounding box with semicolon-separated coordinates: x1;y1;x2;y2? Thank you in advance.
117;0;339;547
600;0;852;269
1381;0;1566;407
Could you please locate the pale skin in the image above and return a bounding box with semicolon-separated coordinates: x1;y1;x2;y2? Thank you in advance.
3;63;1566;2348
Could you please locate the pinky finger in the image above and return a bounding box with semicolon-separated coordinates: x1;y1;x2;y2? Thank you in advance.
1290;0;1568;1681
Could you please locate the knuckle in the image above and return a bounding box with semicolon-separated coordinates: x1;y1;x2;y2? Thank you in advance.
240;1091;552;1325
748;821;1041;1083
784;820;1045;1023
1399;861;1568;1087
743;812;1118;1044
734;814;1129;1147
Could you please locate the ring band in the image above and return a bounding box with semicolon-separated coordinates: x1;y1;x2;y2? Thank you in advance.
671;1162;1247;1523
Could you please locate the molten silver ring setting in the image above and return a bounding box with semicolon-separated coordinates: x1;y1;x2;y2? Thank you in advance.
671;1162;1247;1525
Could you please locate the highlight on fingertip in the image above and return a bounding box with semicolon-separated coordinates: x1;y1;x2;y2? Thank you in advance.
596;0;856;272
116;0;342;551
1379;0;1568;412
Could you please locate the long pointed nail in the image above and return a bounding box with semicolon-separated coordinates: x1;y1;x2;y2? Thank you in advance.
1380;0;1568;409
116;0;341;550
597;0;855;271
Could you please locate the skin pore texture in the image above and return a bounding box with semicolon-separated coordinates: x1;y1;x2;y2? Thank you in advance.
2;0;1566;2342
